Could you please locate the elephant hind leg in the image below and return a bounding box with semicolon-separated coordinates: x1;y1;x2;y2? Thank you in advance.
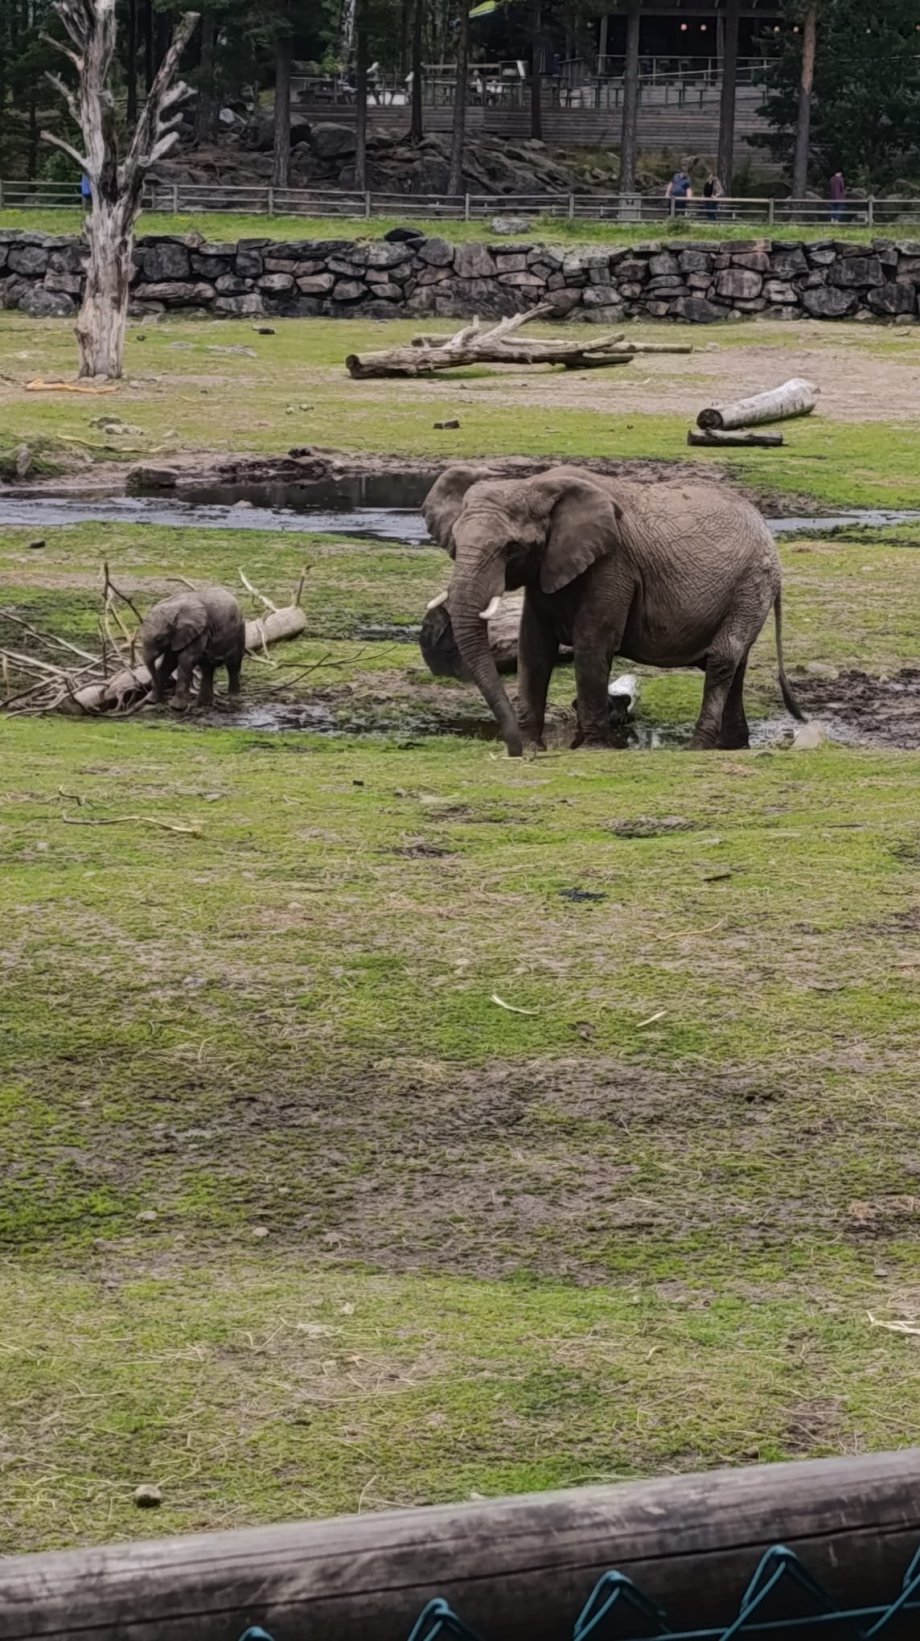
719;656;750;750
689;641;745;750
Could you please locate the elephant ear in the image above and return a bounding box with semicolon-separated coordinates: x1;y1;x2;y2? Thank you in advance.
170;600;208;652
531;473;622;594
422;465;485;557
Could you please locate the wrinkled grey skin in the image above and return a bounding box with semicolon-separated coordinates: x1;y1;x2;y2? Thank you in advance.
140;586;246;710
423;464;805;757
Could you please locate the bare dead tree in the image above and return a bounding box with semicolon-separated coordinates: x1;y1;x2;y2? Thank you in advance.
42;0;199;380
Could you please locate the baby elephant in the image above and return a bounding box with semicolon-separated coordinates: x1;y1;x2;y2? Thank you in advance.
140;586;246;710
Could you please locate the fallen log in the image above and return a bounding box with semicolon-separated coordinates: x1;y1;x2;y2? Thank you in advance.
60;607;306;715
3;1451;920;1641
412;332;692;356
697;377;818;430
345;305;638;379
420;589;574;680
688;428;784;448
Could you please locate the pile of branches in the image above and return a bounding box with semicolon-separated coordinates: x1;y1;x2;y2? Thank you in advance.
1;566;307;717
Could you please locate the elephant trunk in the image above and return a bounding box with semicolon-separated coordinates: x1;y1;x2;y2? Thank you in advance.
450;573;523;758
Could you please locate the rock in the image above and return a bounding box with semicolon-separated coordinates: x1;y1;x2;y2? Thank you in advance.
7;244;49;275
679;250;712;273
44;270;82;296
770;247;809;279
434;418;461;429
363;281;403;301
416;265;452;285
258;272;294;293
139;281;215;305
14;444;32;478
364;240;414;269
384;226;425;242
763;280;798;304
866;281;915;316
253;325;276;334
453;242;498;280
251;1225;270;1238
18;285;75;317
28;538;45;550
213;293;265;316
490;215;534;235
791;721;827;750
648;252;679;278
191;253;231;279
234;249;263;278
297;272;335;294
498;270;545;288
212;273;249;296
136;1209;158;1222
615;258;648;282
805;661;839;678
332;279;367;302
686;272;713;291
801;286;858;318
829;254;884;288
142;243;190;281
417;237;454;267
133;1485;163;1508
715;268;763;299
493;252;528;273
731;251;771;272
581;284;620;308
671;296;726;323
309;123;356;160
126;465;178;492
646;278;687;296
578;303;625;324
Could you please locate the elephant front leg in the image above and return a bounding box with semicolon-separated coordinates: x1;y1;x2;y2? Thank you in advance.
573;643;616;747
171;651;196;712
516;594;556;749
196;660;216;709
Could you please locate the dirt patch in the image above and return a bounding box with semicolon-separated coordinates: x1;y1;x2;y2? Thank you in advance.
796;668;920;749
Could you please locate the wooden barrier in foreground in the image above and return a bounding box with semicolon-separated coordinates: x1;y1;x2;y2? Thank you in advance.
2;1450;920;1641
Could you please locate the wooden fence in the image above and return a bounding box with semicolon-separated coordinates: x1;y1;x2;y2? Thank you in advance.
1;1449;920;1641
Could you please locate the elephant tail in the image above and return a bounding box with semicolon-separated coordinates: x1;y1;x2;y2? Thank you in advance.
774;591;806;722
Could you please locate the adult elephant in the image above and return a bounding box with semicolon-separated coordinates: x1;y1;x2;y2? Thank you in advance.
422;464;805;757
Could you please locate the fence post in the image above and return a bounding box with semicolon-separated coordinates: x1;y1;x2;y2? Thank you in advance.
172;182;178;213
0;178;4;210
568;192;575;220
669;193;676;220
267;186;274;216
768;197;775;227
868;196;875;227
365;190;371;218
464;193;470;222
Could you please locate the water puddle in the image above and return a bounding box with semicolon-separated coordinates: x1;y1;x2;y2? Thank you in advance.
1;476;919;546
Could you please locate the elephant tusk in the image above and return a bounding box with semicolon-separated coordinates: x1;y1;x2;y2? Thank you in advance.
479;596;503;621
425;590;450;612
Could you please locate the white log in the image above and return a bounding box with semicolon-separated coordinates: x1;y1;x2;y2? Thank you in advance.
62;606;305;714
697;378;818;431
688;428;784;448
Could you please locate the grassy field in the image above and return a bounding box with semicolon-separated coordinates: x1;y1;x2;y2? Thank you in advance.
2;306;920;1555
0;205;897;248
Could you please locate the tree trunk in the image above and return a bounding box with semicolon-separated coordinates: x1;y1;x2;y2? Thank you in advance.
76;208;134;379
126;0;138;123
619;0;640;195
195;12;217;142
43;6;198;382
143;0;154;92
272;28;291;189
447;0;469;196
530;0;543;141
716;0;739;194
697;378;818;430
409;0;423;144
353;0;368;192
792;2;817;201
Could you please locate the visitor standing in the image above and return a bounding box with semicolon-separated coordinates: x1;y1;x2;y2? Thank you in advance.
830;170;846;224
703;171;723;222
666;167;693;217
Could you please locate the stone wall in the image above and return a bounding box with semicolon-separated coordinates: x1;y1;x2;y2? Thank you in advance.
2;227;920;324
